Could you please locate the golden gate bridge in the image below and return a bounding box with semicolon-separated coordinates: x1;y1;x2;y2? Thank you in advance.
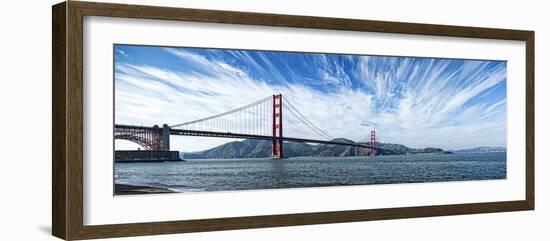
115;94;377;159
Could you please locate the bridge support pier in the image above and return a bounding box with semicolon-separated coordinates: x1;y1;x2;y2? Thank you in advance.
162;124;170;151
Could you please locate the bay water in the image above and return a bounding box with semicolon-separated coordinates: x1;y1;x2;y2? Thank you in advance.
114;152;506;193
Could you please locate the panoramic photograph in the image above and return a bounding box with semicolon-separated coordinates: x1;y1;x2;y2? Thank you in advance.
113;44;507;195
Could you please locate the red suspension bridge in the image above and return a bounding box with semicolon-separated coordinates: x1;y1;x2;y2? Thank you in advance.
115;94;377;159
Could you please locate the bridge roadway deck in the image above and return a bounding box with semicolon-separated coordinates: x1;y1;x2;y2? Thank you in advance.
115;124;377;150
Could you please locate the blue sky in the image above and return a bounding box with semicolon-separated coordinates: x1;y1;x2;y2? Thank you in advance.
114;45;507;151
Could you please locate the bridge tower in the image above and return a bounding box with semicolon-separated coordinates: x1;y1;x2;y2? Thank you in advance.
272;94;283;159
370;129;376;157
162;124;170;151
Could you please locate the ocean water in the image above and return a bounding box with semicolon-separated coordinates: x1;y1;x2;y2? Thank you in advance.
114;152;506;193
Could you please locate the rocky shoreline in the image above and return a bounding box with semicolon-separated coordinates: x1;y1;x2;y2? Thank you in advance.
115;183;174;195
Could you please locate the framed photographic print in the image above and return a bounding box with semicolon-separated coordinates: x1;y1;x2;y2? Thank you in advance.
52;1;534;240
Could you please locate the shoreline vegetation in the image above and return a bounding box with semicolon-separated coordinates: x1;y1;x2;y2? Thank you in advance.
181;139;507;160
182;139;453;160
115;183;174;195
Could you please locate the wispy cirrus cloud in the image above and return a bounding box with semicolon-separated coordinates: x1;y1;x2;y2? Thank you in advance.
115;45;506;151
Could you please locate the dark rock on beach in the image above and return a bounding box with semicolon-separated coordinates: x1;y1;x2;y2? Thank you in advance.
115;183;174;195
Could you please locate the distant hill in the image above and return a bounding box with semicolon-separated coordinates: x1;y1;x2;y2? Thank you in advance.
181;139;448;159
452;146;506;154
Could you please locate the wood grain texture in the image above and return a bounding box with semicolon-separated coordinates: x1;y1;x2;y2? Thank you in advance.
72;1;533;40
525;32;535;209
51;1;535;240
74;201;530;240
66;2;85;240
52;2;67;239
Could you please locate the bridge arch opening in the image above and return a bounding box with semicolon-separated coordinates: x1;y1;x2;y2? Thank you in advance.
115;139;146;151
114;124;169;151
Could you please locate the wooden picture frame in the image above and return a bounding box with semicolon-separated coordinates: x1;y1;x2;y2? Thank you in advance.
52;1;534;240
